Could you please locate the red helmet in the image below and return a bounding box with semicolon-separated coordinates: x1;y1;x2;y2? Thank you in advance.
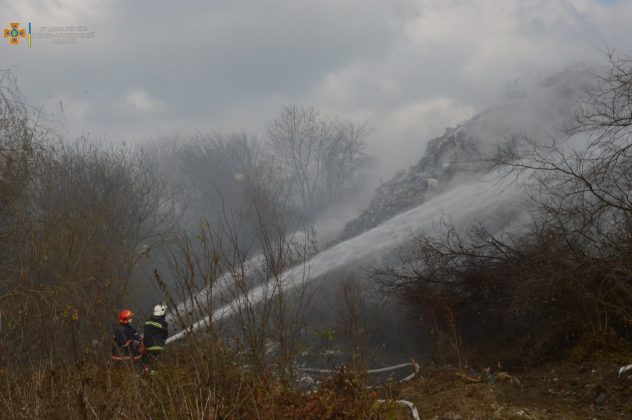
118;309;134;325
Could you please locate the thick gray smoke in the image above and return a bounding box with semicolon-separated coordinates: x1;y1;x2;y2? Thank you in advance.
166;66;600;357
465;66;595;154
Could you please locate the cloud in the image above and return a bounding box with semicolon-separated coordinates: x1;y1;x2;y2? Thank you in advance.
389;98;476;135
7;0;112;22
125;89;164;112
2;0;632;175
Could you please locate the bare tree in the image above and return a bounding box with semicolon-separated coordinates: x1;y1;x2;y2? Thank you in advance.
492;53;632;261
266;106;372;218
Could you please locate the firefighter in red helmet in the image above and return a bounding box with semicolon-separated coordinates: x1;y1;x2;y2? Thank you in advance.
111;309;143;361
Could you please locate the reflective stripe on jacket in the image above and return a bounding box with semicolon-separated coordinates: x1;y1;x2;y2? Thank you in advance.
143;315;168;352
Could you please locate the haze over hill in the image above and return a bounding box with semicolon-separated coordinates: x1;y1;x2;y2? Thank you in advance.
1;1;632;418
341;67;592;240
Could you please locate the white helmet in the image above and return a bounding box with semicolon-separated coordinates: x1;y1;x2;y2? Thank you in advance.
153;303;167;317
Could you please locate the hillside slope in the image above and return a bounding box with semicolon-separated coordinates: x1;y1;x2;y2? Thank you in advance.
340;68;590;241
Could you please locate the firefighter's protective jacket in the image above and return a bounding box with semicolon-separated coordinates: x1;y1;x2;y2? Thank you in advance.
112;324;142;360
143;315;168;352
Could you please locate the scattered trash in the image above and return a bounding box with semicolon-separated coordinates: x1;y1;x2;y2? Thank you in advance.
510;376;522;387
456;372;481;383
296;373;315;388
455;368;516;385
483;368;497;384
595;392;607;406
496;371;513;382
514;409;535;418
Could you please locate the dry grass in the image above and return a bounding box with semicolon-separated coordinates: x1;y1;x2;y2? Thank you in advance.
0;345;404;419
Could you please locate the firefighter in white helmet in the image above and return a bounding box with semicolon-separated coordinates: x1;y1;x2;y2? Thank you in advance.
142;303;168;373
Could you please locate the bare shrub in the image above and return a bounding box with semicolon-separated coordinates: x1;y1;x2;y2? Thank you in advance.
381;54;632;365
335;276;370;374
0;135;175;367
157;199;316;383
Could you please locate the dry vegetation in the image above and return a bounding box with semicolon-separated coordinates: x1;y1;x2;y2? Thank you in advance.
380;54;632;371
1;342;407;419
0;72;395;418
1;54;632;418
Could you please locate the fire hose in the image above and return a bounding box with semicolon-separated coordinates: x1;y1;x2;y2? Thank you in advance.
166;321;421;418
378;399;420;420
297;361;421;420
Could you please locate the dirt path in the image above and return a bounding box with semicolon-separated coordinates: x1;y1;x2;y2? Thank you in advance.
397;357;632;419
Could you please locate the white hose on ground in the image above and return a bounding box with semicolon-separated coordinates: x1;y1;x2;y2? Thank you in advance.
378;399;421;420
298;361;421;419
297;361;420;382
619;364;632;376
164;312;421;417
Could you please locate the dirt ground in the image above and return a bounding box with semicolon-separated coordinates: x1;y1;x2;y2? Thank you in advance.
394;355;632;419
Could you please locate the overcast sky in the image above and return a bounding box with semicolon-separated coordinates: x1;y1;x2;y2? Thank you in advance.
2;0;631;175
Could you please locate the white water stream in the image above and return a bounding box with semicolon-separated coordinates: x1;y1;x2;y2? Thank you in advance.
167;174;525;343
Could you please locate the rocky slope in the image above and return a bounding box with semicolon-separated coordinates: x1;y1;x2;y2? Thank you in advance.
340;67;589;241
341;120;483;240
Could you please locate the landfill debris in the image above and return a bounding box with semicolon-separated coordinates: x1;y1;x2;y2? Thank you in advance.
595;392;607;406
496;371;513;382
456;372;482;383
514;409;535;419
455;368;516;385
